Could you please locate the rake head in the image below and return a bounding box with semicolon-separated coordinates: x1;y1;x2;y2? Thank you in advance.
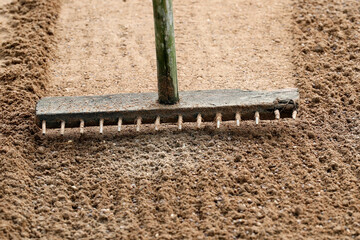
36;88;299;135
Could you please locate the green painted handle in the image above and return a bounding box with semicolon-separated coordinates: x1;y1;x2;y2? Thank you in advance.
152;0;179;105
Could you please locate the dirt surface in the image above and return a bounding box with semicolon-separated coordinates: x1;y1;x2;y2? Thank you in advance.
49;0;294;97
0;0;360;239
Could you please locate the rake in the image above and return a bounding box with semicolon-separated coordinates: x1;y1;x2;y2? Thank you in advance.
36;0;299;135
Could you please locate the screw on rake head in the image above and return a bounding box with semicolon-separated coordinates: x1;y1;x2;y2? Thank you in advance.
136;117;142;132
118;118;122;132
274;110;280;120
80;119;85;134
155;116;161;131
255;112;260;125
42;120;46;135
292;110;297;120
60;120;65;135
99;119;104;134
215;113;222;129
235;112;241;126
178;115;183;130
196;114;202;129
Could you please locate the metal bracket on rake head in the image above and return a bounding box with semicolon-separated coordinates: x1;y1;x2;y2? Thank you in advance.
36;88;299;134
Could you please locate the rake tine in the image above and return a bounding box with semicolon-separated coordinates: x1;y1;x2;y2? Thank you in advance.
42;120;46;135
99;119;104;134
155;116;161;131
292;110;297;120
235;112;241;126
255;112;260;125
215;113;222;129
178;115;183;130
118;118;122;132
80;119;85;134
197;114;202;129
136;117;142;132
274;109;280;120
60;120;65;136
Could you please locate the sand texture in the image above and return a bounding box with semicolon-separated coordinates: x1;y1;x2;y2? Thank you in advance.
48;0;294;97
0;0;359;239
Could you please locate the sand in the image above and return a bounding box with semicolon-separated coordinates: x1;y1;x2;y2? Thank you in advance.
48;0;294;97
0;0;359;239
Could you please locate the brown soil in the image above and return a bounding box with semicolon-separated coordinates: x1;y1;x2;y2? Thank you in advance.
0;0;359;239
48;0;294;97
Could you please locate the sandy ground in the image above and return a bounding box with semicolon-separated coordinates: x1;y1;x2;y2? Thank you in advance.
0;0;359;239
0;0;12;71
49;0;294;97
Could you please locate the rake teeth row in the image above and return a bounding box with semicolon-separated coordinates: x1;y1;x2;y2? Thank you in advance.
36;89;299;135
40;110;298;135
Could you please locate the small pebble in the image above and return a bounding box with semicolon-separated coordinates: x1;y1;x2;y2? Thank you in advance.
37;146;45;154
